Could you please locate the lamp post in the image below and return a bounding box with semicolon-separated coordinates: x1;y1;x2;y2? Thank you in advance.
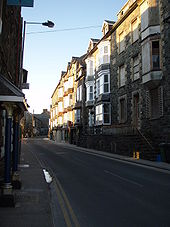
20;20;55;87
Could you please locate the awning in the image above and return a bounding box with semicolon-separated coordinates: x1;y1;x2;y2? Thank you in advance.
0;74;28;111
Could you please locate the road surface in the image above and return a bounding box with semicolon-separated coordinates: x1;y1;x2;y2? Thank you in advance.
22;138;170;227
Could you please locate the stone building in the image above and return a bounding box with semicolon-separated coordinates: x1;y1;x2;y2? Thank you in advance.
82;0;170;160
0;1;30;205
50;0;170;161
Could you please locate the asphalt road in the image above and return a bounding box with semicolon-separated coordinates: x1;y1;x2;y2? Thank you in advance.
22;138;170;227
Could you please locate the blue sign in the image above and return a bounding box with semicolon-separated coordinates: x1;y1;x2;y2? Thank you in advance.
7;0;34;7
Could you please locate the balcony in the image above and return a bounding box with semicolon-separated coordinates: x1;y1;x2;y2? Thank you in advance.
142;70;162;88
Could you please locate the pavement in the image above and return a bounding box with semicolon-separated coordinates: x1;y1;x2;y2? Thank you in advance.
0;140;54;227
0;138;170;227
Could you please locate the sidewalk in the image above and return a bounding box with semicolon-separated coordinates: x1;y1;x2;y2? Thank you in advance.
0;143;54;227
50;139;170;173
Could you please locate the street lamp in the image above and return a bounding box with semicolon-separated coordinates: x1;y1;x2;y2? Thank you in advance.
20;20;55;87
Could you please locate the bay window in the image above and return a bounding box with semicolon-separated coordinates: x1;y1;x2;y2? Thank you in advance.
96;72;110;97
95;103;111;125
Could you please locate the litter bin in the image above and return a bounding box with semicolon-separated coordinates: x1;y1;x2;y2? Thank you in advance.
159;143;170;163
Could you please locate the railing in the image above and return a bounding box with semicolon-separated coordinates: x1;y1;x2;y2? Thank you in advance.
135;127;154;151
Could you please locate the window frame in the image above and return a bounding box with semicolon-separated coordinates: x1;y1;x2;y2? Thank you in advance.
132;55;140;81
151;40;160;71
131;17;139;43
119;31;125;53
119;64;126;87
119;96;127;123
95;103;111;125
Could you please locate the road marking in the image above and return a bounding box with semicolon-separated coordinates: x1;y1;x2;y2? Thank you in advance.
104;170;143;187
29;148;80;227
53;179;72;227
54;176;80;227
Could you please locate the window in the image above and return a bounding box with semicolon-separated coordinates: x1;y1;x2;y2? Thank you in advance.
119;65;126;87
64;96;69;109
96;73;110;96
95;103;111;125
98;43;110;66
96;79;100;97
103;103;110;124
68;76;73;88
58;87;63;97
133;55;140;80
89;85;93;100
147;87;163;119
103;46;109;64
64;81;68;92
119;97;127;123
69;94;73;106
119;32;125;53
87;59;94;76
76;85;82;101
96;105;103;124
58;102;63;112
86;83;94;101
75;109;81;123
104;74;109;93
131;18;139;43
89;110;94;127
152;41;160;70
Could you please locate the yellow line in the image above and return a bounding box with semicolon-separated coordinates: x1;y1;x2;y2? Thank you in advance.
55;177;80;227
53;180;72;227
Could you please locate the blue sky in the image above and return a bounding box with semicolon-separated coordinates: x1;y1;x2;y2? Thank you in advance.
22;0;127;114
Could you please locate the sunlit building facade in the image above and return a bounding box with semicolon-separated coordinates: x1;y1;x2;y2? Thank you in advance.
50;0;170;160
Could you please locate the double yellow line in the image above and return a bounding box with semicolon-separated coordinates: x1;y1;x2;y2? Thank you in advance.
53;176;80;227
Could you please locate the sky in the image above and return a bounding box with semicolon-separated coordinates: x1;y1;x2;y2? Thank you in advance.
22;0;127;114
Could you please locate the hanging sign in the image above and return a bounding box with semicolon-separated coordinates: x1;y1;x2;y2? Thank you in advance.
7;0;34;7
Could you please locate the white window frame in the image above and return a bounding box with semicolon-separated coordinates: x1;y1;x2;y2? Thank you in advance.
95;103;111;125
98;41;110;66
76;85;82;102
96;70;110;96
86;58;94;76
86;82;94;102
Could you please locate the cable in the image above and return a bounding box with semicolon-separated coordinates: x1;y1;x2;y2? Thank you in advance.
26;25;101;35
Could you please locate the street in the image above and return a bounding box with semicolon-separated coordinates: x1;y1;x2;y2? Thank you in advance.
22;138;170;227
